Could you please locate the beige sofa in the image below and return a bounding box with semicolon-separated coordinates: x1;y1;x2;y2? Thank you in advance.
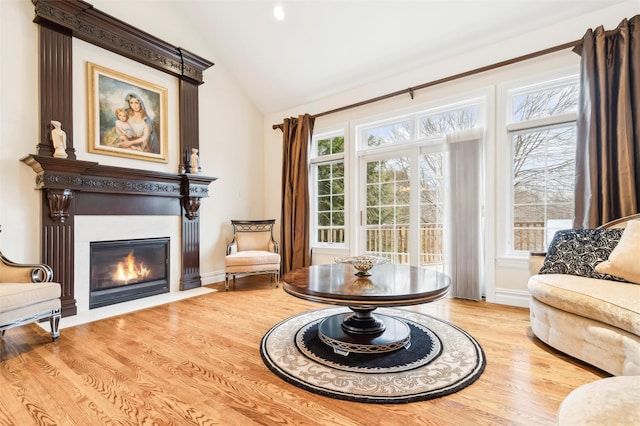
0;252;61;341
528;214;640;376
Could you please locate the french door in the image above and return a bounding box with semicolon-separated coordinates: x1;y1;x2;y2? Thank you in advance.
359;144;447;272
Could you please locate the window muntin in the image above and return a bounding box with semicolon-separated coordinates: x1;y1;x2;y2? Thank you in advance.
312;134;346;245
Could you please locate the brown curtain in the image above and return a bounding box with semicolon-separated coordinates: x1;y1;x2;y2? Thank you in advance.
573;15;640;228
280;114;315;273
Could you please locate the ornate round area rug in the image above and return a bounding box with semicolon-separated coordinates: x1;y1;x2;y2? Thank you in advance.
260;307;485;404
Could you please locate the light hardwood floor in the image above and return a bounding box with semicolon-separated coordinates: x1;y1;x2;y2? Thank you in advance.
1;277;607;426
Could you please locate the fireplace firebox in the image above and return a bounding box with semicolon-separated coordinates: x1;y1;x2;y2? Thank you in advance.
90;237;170;309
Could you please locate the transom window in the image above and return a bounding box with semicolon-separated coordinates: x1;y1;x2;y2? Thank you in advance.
419;104;478;137
362;118;412;148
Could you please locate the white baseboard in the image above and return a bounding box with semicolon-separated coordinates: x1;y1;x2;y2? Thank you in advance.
201;270;225;286
492;288;531;308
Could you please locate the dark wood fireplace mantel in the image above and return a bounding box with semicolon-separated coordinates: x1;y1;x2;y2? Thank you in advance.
28;0;215;317
21;155;215;199
22;154;217;317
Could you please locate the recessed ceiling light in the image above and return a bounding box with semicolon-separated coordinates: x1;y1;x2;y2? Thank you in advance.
273;5;285;21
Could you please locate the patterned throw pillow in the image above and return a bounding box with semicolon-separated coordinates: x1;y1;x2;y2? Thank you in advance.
539;228;625;281
595;220;640;284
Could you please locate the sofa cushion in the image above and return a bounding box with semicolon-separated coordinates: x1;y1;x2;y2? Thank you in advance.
0;282;61;313
528;273;640;336
539;228;625;281
557;376;640;425
595;219;640;284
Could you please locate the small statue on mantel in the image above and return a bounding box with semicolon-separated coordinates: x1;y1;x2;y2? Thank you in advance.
51;120;68;159
190;148;200;174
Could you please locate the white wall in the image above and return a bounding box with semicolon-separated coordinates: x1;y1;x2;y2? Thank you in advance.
0;0;264;284
263;1;639;307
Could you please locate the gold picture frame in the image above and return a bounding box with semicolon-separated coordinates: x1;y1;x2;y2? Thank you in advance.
87;62;168;163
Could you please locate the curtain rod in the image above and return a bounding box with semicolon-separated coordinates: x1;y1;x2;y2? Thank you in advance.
272;38;585;130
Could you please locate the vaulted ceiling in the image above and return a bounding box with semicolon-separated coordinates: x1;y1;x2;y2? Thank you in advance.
106;1;631;114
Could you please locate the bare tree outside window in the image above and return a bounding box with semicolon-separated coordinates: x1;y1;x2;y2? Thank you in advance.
420;106;477;138
510;81;578;252
364;120;411;147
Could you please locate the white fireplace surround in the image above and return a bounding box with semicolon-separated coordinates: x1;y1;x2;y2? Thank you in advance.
38;216;216;332
38;214;214;332
75;215;183;313
38;215;216;331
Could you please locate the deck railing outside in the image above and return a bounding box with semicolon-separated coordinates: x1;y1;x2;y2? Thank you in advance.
318;221;548;258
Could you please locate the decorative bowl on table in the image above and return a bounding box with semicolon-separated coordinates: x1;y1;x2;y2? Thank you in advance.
334;255;389;276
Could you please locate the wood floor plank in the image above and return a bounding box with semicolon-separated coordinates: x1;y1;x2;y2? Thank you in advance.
0;277;606;425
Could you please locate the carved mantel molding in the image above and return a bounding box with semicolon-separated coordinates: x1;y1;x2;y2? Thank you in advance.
22;155;217;219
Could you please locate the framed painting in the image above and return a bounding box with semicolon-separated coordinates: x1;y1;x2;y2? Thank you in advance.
87;62;168;163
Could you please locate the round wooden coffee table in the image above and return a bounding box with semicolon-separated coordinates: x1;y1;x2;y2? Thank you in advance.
282;263;450;356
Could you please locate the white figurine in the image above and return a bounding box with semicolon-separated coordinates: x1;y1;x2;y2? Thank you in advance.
190;148;199;173
51;120;68;159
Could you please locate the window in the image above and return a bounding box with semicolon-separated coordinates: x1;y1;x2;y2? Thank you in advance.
364;155;411;263
419;105;478;137
311;132;345;245
506;75;579;253
362;118;412;148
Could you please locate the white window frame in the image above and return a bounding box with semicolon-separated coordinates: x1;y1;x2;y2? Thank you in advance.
496;69;579;259
310;128;348;250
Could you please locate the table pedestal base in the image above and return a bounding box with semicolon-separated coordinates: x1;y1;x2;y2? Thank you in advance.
318;311;411;356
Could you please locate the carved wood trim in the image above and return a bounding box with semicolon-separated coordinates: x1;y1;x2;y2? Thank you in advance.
32;0;214;84
46;189;74;223
22;155;217;200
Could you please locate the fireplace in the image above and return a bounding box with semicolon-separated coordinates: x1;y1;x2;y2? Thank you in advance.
90;237;170;309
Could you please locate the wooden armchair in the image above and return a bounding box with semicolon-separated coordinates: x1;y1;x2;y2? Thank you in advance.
0;251;61;341
224;220;280;291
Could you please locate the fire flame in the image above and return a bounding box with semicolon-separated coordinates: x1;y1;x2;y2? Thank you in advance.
113;251;151;284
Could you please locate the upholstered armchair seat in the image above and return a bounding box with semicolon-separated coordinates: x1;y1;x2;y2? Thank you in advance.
225;251;281;271
0;252;61;341
224;220;281;291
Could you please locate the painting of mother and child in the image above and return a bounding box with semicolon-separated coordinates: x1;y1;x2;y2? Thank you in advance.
90;63;167;163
